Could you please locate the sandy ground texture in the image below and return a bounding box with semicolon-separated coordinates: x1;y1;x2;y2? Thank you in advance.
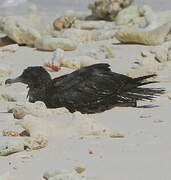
0;0;171;180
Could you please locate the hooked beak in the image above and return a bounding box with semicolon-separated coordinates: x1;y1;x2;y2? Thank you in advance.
5;76;23;85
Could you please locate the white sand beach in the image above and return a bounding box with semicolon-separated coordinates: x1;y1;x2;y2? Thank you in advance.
0;0;171;180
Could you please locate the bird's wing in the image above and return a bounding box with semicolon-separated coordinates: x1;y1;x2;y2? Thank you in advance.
51;63;130;107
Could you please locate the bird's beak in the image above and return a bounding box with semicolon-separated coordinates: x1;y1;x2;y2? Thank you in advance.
5;76;23;85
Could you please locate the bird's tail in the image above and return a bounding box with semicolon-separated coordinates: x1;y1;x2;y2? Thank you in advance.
124;87;165;101
133;74;157;82
121;74;165;102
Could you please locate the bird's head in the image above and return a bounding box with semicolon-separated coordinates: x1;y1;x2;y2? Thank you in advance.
5;66;51;87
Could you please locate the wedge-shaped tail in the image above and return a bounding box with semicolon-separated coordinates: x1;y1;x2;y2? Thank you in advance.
121;74;165;103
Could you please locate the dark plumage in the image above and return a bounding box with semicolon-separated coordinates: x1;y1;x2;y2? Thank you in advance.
5;63;165;114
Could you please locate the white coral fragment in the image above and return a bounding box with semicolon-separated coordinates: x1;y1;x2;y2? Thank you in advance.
34;36;77;51
52;49;99;69
0;138;31;156
1;44;19;52
0;16;40;45
18;112;108;138
115;22;171;45
10;101;69;119
31;135;48;150
88;0;133;21
11;101;48;119
21;115;58;137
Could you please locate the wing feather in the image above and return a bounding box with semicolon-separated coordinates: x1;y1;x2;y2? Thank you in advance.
51;64;128;107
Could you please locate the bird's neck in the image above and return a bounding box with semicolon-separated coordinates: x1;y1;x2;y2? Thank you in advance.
27;85;48;104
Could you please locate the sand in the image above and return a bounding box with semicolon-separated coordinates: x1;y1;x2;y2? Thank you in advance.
0;0;171;180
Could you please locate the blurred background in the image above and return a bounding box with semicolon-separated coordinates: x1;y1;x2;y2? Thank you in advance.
0;0;170;16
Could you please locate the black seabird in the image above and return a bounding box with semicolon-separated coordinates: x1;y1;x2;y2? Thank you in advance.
5;63;164;114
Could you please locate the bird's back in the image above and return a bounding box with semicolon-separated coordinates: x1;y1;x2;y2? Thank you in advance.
45;63;164;113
